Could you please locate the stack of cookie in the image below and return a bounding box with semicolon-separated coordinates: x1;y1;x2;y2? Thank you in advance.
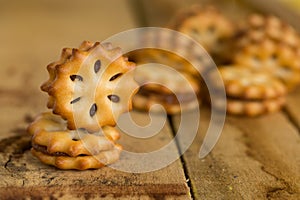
218;14;300;116
169;6;300;116
218;66;287;116
233;14;300;91
28;41;138;170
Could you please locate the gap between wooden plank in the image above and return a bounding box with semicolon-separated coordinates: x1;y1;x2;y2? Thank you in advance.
0;111;190;199
172;107;300;199
167;115;196;200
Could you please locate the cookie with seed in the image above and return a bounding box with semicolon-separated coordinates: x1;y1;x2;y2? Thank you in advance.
234;39;300;90
41;41;139;132
226;96;286;117
236;14;300;49
219;66;287;100
133;65;200;114
31;147;121;170
28;112;120;156
170;5;235;62
28;112;121;170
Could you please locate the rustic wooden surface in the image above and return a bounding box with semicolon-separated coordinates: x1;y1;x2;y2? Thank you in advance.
1;0;300;199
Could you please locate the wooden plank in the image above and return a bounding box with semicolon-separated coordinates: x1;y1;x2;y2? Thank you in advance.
0;0;137;90
0;109;190;199
173;108;300;199
285;88;300;130
0;0;138;138
0;1;190;199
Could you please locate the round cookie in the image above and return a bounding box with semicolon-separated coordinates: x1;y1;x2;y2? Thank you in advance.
226;96;286;117
127;48;200;78
234;39;300;90
28;112;120;157
237;14;300;49
133;93;200;115
219;66;287;100
41;41;139;132
171;5;235;59
133;65;200;114
28;112;121;170
31;147;121;170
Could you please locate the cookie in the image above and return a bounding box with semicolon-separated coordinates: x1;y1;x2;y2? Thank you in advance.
171;5;235;57
28;112;120;157
127;48;200;77
219;66;287;100
226;96;286;117
133;65;200;114
41;41;139;132
234;39;300;90
237;14;300;48
31;147;121;170
133;92;200;114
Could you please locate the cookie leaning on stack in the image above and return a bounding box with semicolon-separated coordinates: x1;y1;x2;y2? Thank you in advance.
27;41;139;170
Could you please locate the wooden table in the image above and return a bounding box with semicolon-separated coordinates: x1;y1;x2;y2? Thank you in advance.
0;0;299;199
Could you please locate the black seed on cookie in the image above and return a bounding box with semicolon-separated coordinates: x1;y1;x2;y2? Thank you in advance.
70;75;83;81
89;103;97;117
109;73;122;81
70;97;81;104
208;25;216;33
271;53;278;60
94;60;101;73
108;95;120;103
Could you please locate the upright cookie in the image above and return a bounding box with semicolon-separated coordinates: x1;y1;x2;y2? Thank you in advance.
127;48;200;78
234;39;300;90
41;41;139;132
170;5;235;62
219;66;287;100
236;14;300;49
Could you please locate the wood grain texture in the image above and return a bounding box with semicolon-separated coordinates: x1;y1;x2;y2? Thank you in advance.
0;111;190;199
0;1;190;199
173;108;300;199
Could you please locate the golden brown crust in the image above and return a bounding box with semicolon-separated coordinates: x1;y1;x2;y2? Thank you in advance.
133;93;200;115
237;14;300;49
170;5;235;53
226;96;286;117
133;65;200;114
41;41;139;132
128;49;200;77
28;112;120;157
31;147;121;170
234;39;300;90
219;66;287;100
